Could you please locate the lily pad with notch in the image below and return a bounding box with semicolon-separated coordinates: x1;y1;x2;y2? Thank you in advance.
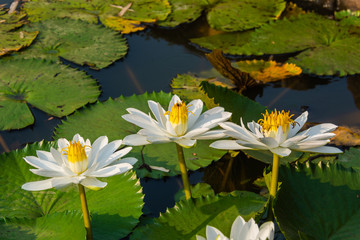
0;59;100;130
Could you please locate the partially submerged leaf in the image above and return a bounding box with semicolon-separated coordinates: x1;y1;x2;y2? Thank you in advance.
130;191;267;240
330;126;360;147
0;30;38;56
206;50;257;92
0;9;27;32
20;19;128;69
235;60;302;83
54;92;226;179
0;59;100;130
157;0;208;27
100;15;148;34
207;0;286;32
170;74;219;109
174;182;215;202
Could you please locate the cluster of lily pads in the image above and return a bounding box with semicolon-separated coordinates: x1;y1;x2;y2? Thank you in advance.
1;0;360;240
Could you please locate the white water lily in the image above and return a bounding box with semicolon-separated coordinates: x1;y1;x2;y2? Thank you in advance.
22;134;137;191
210;110;342;157
196;216;274;240
122;95;231;148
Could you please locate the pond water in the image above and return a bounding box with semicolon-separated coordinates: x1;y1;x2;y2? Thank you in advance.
1;0;359;236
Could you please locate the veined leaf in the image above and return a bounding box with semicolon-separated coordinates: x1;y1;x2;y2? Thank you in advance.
0;59;100;130
130;191;267;240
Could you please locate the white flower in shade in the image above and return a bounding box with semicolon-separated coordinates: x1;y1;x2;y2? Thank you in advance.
122;95;232;148
196;216;274;240
22;134;137;191
210;110;342;157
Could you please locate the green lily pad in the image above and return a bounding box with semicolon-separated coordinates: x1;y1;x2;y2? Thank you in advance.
0;10;27;32
22;0;99;23
100;0;171;22
54;92;226;179
337;147;360;171
207;0;286;32
190;31;253;55
200;81;266;124
157;0;208;27
243;149;303;165
274;163;360;239
170;74;219;109
0;31;38;57
0;141;144;240
19;18;128;69
130;191;267;240
0;59;100;130
174;182;215;202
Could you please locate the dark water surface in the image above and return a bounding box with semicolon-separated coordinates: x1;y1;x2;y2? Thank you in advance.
1;0;360;223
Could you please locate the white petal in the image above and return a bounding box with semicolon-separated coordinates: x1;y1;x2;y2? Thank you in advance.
149;165;170;172
303;133;335;141
50;147;66;166
168;95;181;112
123;134;150;146
175;138;197;148
195;130;226;140
116;157;138;166
36;150;56;163
88;163;133;177
72;134;85;144
220;121;259;143
93;146;132;171
88;136;108;167
238;218;259;240
183;128;209;139
257;221;275;240
281;135;308;148
57;138;69;151
148;100;167;128
270;147;291;157
22;178;54;191
235;140;268;150
206;226;228;240
189;109;231;131
275;126;286;144
297;146;342;154
247;121;263;138
92;140;122;169
292;140;331;150
52;176;83;189
187;99;203;129
259;137;279;148
122;113;156;130
287;111;308;139
210;140;251;150
30;169;69;177
196;235;206;240
24;156;61;171
230;216;246;239
165;120;177;136
147;135;171;144
81;177;107;190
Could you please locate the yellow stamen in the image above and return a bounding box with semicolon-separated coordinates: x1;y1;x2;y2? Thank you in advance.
62;141;88;175
164;100;193;136
257;109;295;138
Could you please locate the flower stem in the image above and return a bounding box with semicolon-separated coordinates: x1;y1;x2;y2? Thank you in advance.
176;143;192;200
78;184;93;240
221;156;234;191
269;153;280;198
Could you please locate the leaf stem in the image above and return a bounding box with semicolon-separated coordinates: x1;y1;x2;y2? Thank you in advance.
269;153;280;198
176;143;192;200
79;184;93;240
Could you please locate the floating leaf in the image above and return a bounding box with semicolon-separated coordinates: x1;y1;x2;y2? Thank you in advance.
22;0;99;23
0;59;100;130
207;0;286;32
235;60;302;83
54;92;226;179
0;30;38;57
274;163;360;239
279;2;306;19
100;0;171;22
337;147;360;171
170;74;218;109
0;10;27;32
0;141;144;240
130;191;267;240
206;50;257;92
190;31;253;56
330;126;360;147
157;0;208;27
100;15;148;34
174;182;215;202
200;81;266;124
20;19;128;69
